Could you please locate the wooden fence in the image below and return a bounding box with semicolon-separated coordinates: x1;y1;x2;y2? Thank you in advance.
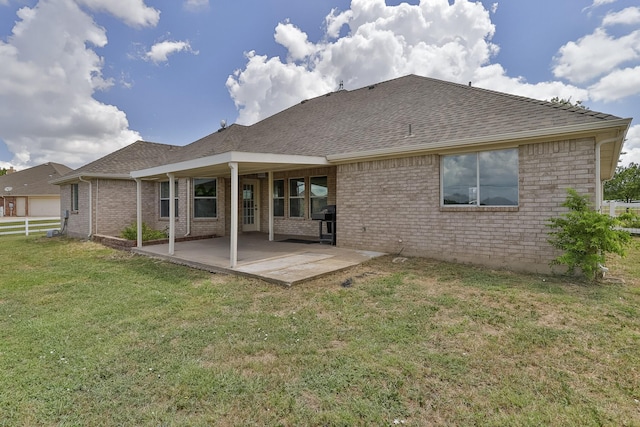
0;217;62;236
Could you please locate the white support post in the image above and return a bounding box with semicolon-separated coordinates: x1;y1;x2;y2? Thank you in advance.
168;173;175;255
25;217;29;236
268;171;274;241
135;179;142;248
229;162;239;268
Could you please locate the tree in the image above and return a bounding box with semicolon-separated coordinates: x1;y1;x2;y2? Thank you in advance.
0;168;6;176
549;96;589;110
604;163;640;202
547;189;631;281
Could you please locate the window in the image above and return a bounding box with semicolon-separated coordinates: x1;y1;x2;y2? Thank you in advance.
160;181;179;218
193;178;217;218
442;148;518;206
310;176;328;215
71;183;79;211
273;179;285;217
289;178;305;218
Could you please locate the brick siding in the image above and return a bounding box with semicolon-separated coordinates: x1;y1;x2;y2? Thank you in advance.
336;138;596;273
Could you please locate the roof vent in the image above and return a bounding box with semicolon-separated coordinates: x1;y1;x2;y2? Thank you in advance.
368;85;375;90
220;119;227;129
301;99;307;104
468;81;472;87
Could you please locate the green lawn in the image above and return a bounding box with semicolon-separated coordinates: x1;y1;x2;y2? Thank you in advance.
1;235;639;426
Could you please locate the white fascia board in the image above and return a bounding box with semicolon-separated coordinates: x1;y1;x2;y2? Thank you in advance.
327;119;632;162
50;173;132;185
130;151;330;178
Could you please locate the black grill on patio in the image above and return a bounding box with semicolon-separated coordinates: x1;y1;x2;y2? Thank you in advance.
311;204;336;245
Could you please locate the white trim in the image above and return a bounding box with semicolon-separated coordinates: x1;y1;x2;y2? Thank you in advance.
327;119;631;163
229;162;239;268
131;151;330;179
168;173;175;256
268;171;274;242
135;179;142;248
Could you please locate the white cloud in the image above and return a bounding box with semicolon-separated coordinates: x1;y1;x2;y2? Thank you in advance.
227;0;597;126
274;21;316;61
582;0;616;14
0;0;141;168
74;0;160;28
184;0;208;12
552;28;640;85
589;66;640;102
602;7;640;26
620;125;640;167
228;0;506;125
145;40;198;64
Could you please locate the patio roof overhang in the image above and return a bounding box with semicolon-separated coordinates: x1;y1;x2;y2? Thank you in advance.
130;151;331;269
130;151;331;180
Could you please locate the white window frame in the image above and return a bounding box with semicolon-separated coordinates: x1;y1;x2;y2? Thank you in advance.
309;175;328;216
273;179;285;217
193;178;217;218
288;177;305;218
160;180;179;218
71;183;79;212
441;148;519;207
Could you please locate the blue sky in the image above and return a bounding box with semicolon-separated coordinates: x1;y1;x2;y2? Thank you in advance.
0;0;639;170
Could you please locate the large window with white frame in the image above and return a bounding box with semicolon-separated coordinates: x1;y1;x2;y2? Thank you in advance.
273;179;285;217
310;176;328;215
289;178;305;218
442;148;518;206
193;178;217;218
160;181;179;218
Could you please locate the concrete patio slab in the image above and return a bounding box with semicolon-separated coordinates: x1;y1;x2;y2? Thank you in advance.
131;233;385;286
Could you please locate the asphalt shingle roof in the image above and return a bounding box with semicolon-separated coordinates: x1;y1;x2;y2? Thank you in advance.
0;163;72;195
59;74;630;178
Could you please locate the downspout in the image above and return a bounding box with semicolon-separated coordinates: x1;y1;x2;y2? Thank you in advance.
595;137;618;213
78;176;92;238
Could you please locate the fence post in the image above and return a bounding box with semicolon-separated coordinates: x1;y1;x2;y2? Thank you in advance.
609;201;616;217
25;217;29;236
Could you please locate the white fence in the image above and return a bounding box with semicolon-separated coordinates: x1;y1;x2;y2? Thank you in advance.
603;201;640;235
0;217;62;236
602;200;640;216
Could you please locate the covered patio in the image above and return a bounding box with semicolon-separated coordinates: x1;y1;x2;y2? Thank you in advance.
130;151;335;269
131;233;384;286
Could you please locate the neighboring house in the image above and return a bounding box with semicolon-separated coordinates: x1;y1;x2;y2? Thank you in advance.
52;75;631;273
0;163;72;217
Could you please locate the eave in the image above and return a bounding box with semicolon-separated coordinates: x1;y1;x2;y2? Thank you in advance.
131;151;331;180
327;118;632;180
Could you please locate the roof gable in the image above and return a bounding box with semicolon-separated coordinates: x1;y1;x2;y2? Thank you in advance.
0;163;72;195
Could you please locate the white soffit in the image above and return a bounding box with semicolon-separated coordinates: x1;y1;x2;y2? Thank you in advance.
130;151;330;179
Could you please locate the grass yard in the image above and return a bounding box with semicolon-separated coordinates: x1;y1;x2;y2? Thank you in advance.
0;235;639;426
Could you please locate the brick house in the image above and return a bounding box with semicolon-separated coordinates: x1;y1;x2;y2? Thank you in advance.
0;163;72;217
52;75;631;273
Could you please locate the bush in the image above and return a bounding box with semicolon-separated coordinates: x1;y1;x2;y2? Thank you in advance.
121;222;167;241
547;189;631;281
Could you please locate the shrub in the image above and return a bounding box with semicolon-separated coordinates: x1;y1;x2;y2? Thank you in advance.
547;189;631;281
121;222;167;241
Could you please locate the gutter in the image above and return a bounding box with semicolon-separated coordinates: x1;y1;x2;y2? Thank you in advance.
78;176;93;238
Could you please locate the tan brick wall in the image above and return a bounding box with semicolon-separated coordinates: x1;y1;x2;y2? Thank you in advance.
60;182;91;239
336;138;596;273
